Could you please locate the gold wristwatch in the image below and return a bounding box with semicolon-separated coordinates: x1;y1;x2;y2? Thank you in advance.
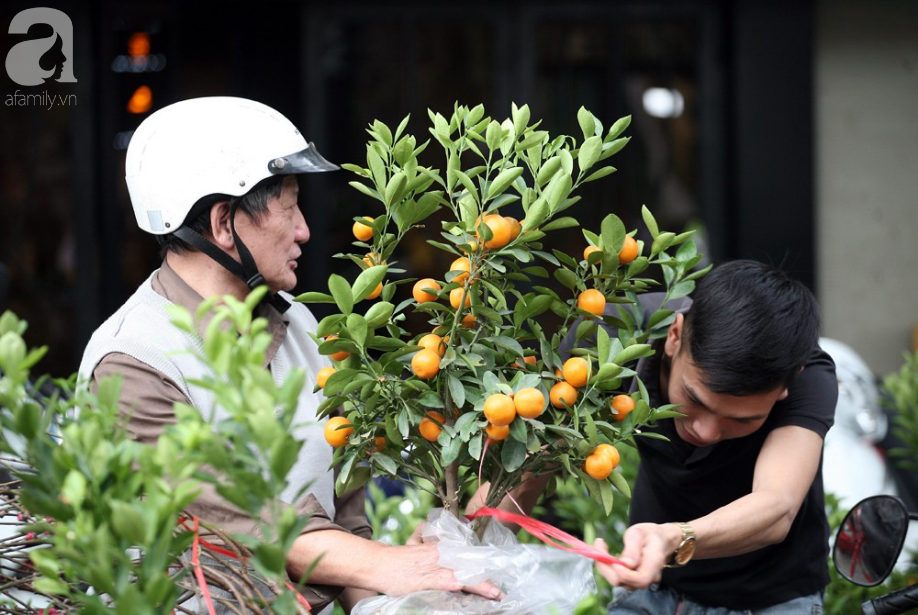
664;522;696;568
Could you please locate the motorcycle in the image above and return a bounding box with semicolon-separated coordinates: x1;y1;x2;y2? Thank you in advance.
834;495;918;614
820;338;897;512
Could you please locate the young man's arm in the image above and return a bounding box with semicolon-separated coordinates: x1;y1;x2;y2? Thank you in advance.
597;425;824;588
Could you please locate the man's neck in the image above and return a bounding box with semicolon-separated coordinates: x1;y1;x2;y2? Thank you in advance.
164;251;249;302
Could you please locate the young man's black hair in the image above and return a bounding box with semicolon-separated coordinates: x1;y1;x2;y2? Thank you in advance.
682;259;820;396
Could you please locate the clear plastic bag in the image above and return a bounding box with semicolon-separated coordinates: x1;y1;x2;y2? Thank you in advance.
353;508;597;615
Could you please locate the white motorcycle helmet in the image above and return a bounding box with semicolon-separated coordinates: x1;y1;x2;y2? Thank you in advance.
126;96;337;234
124;97;338;310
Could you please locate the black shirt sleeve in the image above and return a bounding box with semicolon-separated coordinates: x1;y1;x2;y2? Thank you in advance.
769;345;837;438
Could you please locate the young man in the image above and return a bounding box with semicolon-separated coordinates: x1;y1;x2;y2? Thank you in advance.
79;97;501;614
593;260;837;614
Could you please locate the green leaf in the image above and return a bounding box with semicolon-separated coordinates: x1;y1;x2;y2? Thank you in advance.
596;325;611;366
598;476;616;514
641;205;660;239
670;280;695;300
294;291;335;304
613;343;653;366
60;470;87;509
384;172;408;206
448;374;466;409
392;135;416;166
606;115;632;140
517;130;546;151
651;231;676;257
348;180;380;202
544;173;573;212
647;309;675;331
523;199;549;229
346;313;369;349
490;336;523;358
33;576;70;596
536;156;562;187
522;294;554;321
441;434;463;465
577;136;602;174
341;163;368;177
468;433;483;460
539;216;580;232
486;167;525;201
600;137;630;160
372;119;393;146
600;214;626;263
560;149;574;176
364;301;395;328
593;363;624;388
328;274;354;315
110;501;148;544
583;166;617;183
352;265;387;302
501;437;527;472
553;268;578;291
454;170;479;203
367;145;386;193
511;102;531;136
485;119;502;152
374;453;399;476
609;469;632;498
577;106;596;139
409;192;444;225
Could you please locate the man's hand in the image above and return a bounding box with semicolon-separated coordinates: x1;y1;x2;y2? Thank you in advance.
375;543;504;600
593;522;681;589
287;529;504;601
405;521;426;546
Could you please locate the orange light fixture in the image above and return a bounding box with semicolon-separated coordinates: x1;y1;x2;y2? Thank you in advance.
128;32;150;57
127;85;152;114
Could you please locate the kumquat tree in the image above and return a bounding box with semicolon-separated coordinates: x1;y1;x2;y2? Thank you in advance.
299;102;708;522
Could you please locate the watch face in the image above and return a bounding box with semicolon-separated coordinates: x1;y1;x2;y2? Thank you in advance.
676;538;696;565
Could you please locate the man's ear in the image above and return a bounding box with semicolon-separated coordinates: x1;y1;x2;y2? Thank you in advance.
208;201;234;249
664;313;685;358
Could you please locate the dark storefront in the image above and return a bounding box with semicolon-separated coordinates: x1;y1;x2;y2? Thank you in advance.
0;0;813;377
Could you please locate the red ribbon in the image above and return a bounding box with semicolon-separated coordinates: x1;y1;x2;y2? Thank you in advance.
178;516;312;612
190;516;218;615
466;506;630;567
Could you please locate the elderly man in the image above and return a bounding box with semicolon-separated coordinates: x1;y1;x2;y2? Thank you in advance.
79;97;501;613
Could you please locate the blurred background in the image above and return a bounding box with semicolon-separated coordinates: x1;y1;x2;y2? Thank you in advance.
0;0;915;381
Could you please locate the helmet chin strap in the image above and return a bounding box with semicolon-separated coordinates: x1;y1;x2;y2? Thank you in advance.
172;205;291;314
227;201;292;313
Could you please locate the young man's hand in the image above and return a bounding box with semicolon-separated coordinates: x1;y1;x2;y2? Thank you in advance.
593;522;681;589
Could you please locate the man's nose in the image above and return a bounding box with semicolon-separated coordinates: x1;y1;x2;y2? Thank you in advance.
693;416;720;443
295;209;310;244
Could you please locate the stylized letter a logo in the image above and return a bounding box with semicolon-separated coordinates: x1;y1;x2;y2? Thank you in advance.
6;7;77;86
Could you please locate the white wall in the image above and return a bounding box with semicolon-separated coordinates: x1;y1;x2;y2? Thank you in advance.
816;0;918;377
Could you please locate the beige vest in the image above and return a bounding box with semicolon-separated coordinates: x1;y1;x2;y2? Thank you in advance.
79;273;336;518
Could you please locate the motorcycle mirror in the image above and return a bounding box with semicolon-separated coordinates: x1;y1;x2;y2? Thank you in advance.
833;495;909;586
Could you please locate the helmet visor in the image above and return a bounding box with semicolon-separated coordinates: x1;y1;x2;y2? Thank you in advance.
267;142;339;175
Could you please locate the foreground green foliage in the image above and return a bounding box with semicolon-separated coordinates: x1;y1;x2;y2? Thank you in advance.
881;348;918;471
0;297;313;614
